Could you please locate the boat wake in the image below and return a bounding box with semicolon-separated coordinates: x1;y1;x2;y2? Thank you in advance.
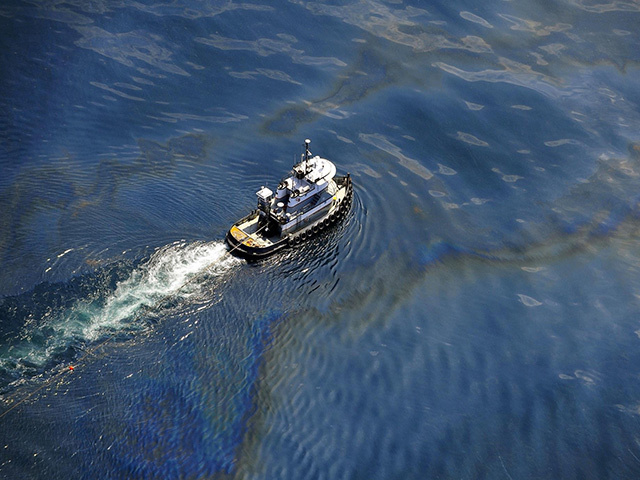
0;240;239;391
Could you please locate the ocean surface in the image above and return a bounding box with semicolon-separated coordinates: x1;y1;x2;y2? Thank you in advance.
2;0;640;478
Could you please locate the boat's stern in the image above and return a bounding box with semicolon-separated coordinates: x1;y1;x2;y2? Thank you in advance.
225;216;287;260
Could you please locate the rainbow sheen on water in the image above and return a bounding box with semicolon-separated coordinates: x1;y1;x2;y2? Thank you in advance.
2;0;640;478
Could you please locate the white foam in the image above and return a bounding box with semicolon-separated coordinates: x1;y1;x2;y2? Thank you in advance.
0;242;240;376
0;241;240;373
73;241;238;340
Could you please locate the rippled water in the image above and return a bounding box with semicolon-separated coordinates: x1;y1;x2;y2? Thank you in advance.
3;0;640;478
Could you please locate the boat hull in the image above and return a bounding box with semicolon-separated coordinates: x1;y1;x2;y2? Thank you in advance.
226;174;352;260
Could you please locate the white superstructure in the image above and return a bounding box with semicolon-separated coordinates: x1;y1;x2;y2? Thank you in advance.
256;139;338;234
226;138;353;259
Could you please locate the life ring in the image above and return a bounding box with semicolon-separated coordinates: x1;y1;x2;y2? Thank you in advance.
312;225;318;234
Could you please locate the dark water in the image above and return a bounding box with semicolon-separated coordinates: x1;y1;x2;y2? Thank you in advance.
3;0;640;478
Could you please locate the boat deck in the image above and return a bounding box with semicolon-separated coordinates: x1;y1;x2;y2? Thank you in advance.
229;216;278;249
229;176;349;250
226;174;353;260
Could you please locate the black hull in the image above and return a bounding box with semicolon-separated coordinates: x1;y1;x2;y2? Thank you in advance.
226;174;353;260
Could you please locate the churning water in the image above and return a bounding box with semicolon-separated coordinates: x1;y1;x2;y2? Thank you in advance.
0;241;238;388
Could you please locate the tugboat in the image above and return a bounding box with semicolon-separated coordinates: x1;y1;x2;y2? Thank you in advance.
226;139;353;260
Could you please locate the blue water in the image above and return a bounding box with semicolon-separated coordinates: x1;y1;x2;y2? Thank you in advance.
3;0;640;478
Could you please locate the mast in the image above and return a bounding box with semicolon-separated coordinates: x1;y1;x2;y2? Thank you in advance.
304;138;311;175
294;138;312;179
